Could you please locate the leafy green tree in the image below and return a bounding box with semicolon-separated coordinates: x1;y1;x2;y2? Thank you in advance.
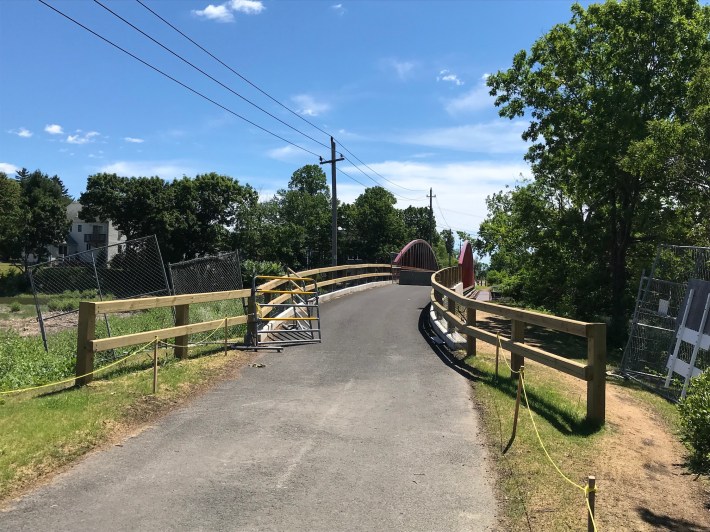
487;0;710;341
10;169;72;270
351;186;406;262
441;229;455;266
401;206;438;246
276;164;331;268
0;173;23;261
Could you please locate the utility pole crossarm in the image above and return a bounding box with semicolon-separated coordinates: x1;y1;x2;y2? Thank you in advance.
319;137;344;266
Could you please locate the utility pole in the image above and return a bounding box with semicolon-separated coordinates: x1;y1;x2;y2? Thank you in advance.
320;137;344;266
427;187;436;245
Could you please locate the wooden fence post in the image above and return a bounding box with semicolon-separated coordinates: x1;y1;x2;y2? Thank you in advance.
174;304;189;359
447;294;456;334
510;319;525;377
75;301;96;386
586;324;607;424
466;306;477;357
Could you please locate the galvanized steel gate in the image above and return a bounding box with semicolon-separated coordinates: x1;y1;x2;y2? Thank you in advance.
252;275;322;346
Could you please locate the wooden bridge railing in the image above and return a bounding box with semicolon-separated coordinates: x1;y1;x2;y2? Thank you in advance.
76;264;392;385
431;267;607;424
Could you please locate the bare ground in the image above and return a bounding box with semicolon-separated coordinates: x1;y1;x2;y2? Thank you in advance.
473;312;710;531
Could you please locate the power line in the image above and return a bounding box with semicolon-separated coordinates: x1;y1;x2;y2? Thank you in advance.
336;168;368;189
135;0;424;199
435;196;452;230
341;157;421;202
136;0;333;139
38;0;324;159
93;0;330;152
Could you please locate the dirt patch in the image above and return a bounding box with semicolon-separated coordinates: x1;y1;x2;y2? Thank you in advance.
473;312;710;531
0;313;77;337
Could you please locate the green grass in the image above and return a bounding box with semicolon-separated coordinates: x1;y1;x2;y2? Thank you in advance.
461;350;604;530
0;347;247;501
0;263;20;275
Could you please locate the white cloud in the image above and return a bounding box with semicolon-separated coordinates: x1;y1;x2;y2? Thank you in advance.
193;0;264;22
331;3;345;15
8;127;32;138
400;120;528;154
45;124;64;135
292;94;330;117
124;137;144;144
382;58;416;81
266;144;318;163
437;69;464;86
444;83;495;114
66;131;100;145
229;0;265;14
193;4;234;22
99;160;194;178
338;159;531;234
0;162;18;174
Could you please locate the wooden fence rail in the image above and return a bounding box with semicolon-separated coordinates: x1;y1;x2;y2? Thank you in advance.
431;267;606;424
76;264;392;385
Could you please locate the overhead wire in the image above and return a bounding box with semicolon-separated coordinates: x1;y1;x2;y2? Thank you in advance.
38;0;325;159
92;0;330;152
435;196;452;230
135;0;426;198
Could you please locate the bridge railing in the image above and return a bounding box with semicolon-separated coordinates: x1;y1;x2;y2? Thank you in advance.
431;266;606;424
75;264;392;385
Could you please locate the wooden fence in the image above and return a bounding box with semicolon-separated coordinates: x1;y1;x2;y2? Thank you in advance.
76;264;392;385
431;267;607;424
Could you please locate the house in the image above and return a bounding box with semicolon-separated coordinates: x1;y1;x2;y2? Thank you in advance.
48;201;125;261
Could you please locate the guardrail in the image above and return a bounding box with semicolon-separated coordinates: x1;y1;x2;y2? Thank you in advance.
431;266;606;424
75;264;392;385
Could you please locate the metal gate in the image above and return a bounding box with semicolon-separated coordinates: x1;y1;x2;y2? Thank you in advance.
252;275;322;346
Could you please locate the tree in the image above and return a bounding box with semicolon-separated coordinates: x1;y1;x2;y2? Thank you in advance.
401;206;438;246
0;173;23;261
276;164;331;268
9;169;72;271
351;187;406;262
441;229;455;266
487;0;710;341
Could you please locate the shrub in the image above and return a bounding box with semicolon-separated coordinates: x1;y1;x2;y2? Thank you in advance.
241;260;284;287
9;302;21;313
678;369;710;473
0;270;29;297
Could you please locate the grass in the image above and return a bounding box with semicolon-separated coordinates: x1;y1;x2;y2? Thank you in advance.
0;263;20;275
0;346;250;502
460;349;605;530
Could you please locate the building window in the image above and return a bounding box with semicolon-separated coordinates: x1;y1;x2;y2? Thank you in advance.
77;224;82;233
86;244;91;251
58;245;68;256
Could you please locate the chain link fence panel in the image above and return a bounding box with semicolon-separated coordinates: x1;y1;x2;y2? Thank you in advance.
168;252;246;344
620;245;710;400
28;235;172;354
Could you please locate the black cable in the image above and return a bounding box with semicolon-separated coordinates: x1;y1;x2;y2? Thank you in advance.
136;0;425;198
93;0;330;152
136;0;332;139
336;168;369;189
338;142;425;193
435;196;452;229
38;0;323;159
342;157;421;202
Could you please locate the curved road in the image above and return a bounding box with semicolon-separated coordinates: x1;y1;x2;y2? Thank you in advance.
2;284;497;531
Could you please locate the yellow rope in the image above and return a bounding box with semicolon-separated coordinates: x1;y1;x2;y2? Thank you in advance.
497;334;597;530
0;339;157;396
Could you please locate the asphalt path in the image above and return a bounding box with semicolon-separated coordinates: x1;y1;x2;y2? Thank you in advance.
2;284;497;531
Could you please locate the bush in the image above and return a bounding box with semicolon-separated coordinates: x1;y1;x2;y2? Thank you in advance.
0;270;29;297
47;299;79;312
678;369;710;473
9;302;21;313
241;260;284;287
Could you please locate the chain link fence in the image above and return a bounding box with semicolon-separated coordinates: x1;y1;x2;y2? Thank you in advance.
168;252;246;344
28;235;172;352
620;245;710;400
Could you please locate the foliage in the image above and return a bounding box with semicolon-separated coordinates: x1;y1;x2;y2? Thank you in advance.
9;302;21;313
678;369;710;473
348;186;407;263
486;0;710;341
241;259;284;287
401;206;438;245
0;270;29;297
1;169;72;271
441;229;455;266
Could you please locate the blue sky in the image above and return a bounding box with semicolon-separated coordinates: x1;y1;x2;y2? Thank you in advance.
0;0;588;238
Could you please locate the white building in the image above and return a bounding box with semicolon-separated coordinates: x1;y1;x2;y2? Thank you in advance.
48;201;125;261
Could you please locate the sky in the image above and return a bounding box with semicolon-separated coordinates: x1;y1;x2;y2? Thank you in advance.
0;0;590;241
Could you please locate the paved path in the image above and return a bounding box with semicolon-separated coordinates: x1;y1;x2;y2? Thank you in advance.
2;284;497;531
